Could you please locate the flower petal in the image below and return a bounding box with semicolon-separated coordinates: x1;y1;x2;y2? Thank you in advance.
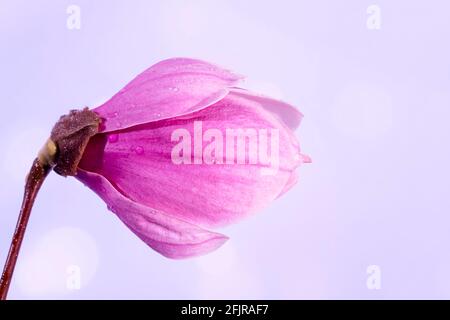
229;87;303;130
76;168;228;259
277;172;298;199
94;58;243;132
79;91;303;228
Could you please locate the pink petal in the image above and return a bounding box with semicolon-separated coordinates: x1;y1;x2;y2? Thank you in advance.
229;87;303;130
76;168;228;259
277;172;299;199
300;153;312;163
79;91;303;228
94;58;243;132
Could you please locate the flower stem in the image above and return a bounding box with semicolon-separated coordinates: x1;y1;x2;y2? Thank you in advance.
0;158;51;300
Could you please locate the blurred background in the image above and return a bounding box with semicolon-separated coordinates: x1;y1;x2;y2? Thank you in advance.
0;0;449;299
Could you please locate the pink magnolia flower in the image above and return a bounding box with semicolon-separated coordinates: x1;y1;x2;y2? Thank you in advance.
71;58;309;259
0;58;310;299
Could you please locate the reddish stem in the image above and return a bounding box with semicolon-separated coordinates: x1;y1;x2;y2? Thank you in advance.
0;158;50;300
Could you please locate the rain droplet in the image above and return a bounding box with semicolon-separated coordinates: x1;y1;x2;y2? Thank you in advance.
108;134;118;143
135;146;144;155
115;121;122;128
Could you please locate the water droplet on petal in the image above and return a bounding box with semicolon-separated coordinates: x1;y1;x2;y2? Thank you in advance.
135;146;144;155
108;134;119;143
115;121;122;128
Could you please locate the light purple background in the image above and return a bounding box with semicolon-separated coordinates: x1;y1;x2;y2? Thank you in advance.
1;0;449;299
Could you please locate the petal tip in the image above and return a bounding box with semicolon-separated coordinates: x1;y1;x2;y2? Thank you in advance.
300;154;312;164
160;233;230;260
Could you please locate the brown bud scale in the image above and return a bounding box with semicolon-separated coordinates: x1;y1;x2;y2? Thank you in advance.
50;107;100;176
